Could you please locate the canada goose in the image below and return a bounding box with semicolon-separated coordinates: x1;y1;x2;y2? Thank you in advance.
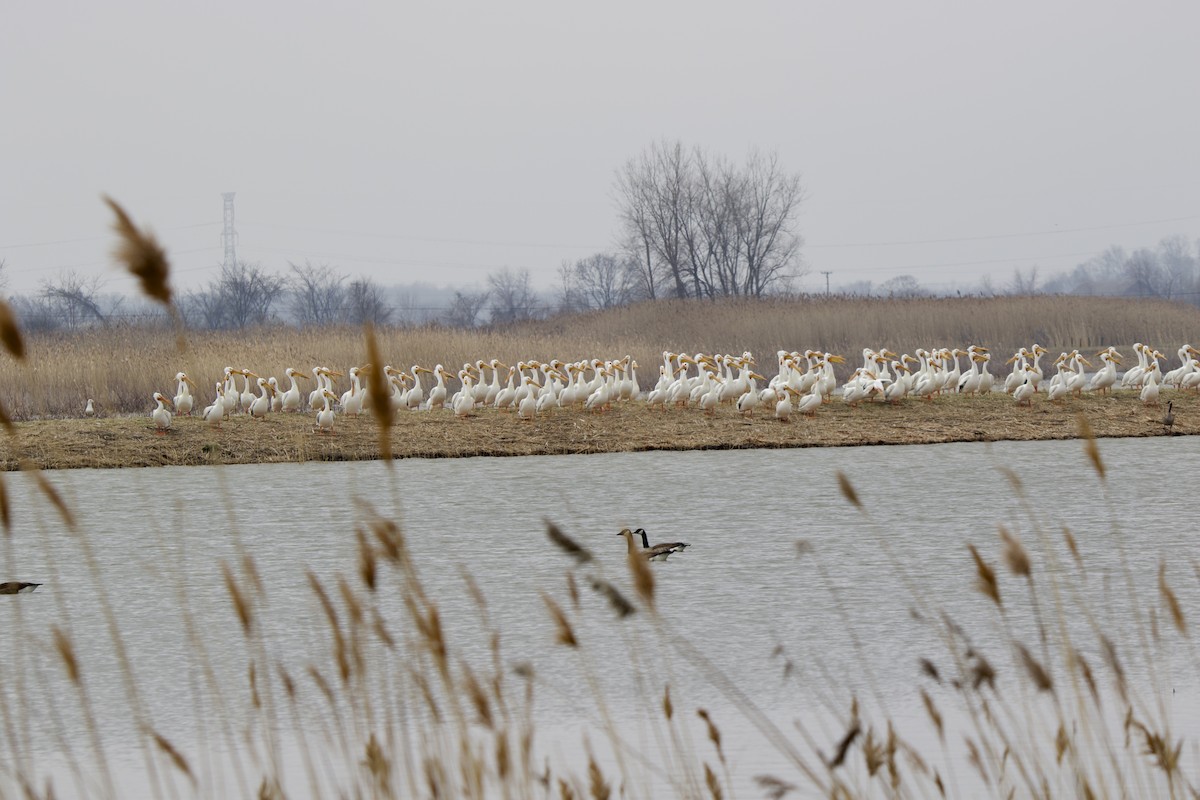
0;582;41;594
617;528;690;561
1163;400;1175;431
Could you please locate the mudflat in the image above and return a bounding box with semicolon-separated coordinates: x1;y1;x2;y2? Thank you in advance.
1;390;1188;471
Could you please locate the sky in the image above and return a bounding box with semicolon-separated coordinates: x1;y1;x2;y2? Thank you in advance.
3;1;1199;300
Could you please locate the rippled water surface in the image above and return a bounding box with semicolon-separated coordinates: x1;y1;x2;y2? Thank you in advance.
2;436;1197;797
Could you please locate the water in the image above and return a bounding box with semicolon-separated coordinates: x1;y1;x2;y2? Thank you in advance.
1;436;1197;797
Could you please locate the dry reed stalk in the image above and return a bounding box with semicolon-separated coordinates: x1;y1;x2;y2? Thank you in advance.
147;728;195;786
102;196;172;306
545;520;593;565
222;560;253;635
1077;416;1106;481
703;763;722;800
1157;563;1187;636
835;471;861;509
998;526;1031;577
542;594;577;647
625;546;655;611
52;625;80;685
0;474;9;535
362;323;393;462
0;299;24;360
588;577;635;618
1015;643;1054;693
355;527;377;591
968;545;1001;607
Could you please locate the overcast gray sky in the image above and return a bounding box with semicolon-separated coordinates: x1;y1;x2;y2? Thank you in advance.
3;1;1198;299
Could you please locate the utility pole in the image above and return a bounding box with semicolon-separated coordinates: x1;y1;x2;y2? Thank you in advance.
820;270;832;296
221;192;238;268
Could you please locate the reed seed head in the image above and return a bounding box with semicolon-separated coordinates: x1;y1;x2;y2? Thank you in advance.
588;577;635;619
836;471;861;509
998;525;1031;577
542;594;577;647
1016;643;1054;693
1158;562;1187;637
968;544;1001;607
0;474;10;536
545;520;593;565
0;299;25;361
363;324;393;462
222;560;253;635
149;728;196;785
103;196;173;306
662;684;673;720
52;625;80;686
626;547;656;612
1077;415;1105;480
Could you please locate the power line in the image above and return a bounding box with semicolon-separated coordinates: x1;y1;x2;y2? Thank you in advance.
808;213;1200;249
0;221;220;250
239;222;607;251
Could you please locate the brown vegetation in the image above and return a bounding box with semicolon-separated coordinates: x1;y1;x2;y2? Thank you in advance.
2;390;1191;471
1;294;1198;421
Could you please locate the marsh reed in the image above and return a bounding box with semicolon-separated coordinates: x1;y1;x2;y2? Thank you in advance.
2;295;1198;419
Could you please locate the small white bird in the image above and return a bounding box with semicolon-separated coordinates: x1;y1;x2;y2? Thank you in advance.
84;398;96;417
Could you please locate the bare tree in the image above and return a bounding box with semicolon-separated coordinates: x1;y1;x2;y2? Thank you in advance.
557;253;637;312
1008;266;1040;295
289;261;346;325
344;277;393;325
878;274;926;298
40;270;107;329
185;261;286;329
488;268;542;325
614;141;805;299
1157;235;1195;300
443;289;490;328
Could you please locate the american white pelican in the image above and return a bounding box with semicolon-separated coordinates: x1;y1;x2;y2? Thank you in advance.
340;366;368;417
1013;366;1037;407
1121;343;1149;388
250;377;274;419
315;389;337;433
268;377;282;412
238;370;258;414
152;392;173;433
1028;344;1048;393
617;528;690;561
735;371;766;416
222;367;240;416
84;398;96;417
281;368;308;412
202;383;225;427
427;365;450;410
173;372;197;416
1087;350;1121;395
495;367;518;410
1046;361;1071;403
1066;352;1091;397
775;387;798;422
1141;356;1163;406
1163;345;1198;387
518;375;543;420
0;582;41;594
798;381;823;417
454;370;477;418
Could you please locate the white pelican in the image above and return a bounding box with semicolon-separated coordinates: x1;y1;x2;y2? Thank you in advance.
1013;366;1037;407
268;377;282;412
84;398;96;417
280;368;308;412
315;389;337;433
1028;344;1047;393
1164;345;1199;387
152;392;173;433
454;370;477;418
1181;359;1200;391
340;366;368;417
735;371;766;416
1141;352;1164;406
250;377;274;419
495;367;518;410
618;528;690;561
238;370;258;414
484;360;506;405
775;387;798;422
798;381;823;417
1087;350;1120;395
222;367;241;416
1046;361;1071;403
977;352;995;394
518;375;543;420
0;582;41;594
202;382;225;427
173;372;197;416
427;365;450;410
1066;352;1091;397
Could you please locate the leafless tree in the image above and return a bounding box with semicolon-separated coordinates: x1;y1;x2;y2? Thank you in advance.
185;261;286;329
615;141;805;299
557;253;637;312
40;270;107;329
289;261;346;325
443;289;490;328
1008;266;1040;295
344;277;393;326
878;274;926;298
488;268;542;325
1157;235;1196;300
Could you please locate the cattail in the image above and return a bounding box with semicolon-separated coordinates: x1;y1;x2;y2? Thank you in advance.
1158;562;1187;636
52;626;80;685
545;520;593;565
1077;415;1105;480
1016;642;1053;693
588;577;635;619
836;471;861;509
968;544;1001;607
356;527;377;591
921;690;944;742
222;560;253;635
704;763;723;800
363;324;393;462
0;474;10;535
586;755;610;800
626;546;655;611
149;728;195;785
0;299;25;360
697;708;724;763
998;525;1031;577
103;196;172;306
542;594;577;647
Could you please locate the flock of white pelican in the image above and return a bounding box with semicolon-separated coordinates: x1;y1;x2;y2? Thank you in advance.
142;343;1199;433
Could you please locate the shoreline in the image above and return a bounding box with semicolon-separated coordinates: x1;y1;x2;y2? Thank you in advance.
1;391;1189;471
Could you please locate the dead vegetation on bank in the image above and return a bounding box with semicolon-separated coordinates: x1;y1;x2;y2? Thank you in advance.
2;390;1190;471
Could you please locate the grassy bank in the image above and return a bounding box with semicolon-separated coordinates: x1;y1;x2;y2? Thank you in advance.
2;389;1189;471
2;295;1198;419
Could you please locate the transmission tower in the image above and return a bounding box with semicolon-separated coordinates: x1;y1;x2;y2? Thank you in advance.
221;192;238;268
821;270;832;296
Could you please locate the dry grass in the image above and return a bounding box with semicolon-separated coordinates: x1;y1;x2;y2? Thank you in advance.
1;295;1198;419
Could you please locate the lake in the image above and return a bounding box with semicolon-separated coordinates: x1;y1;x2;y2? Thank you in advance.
1;436;1196;798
